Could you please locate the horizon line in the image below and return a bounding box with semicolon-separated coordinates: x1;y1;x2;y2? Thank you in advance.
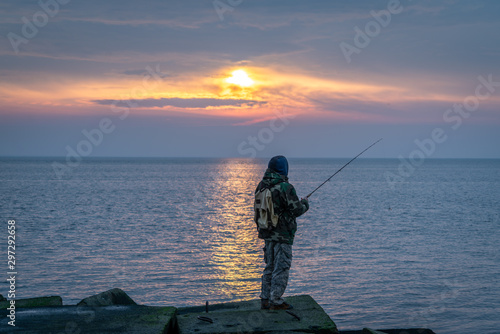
1;155;500;160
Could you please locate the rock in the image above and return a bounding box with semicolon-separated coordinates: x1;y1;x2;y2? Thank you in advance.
0;296;62;309
77;288;137;307
177;294;338;334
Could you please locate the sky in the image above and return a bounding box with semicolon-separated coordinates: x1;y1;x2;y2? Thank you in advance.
0;0;499;158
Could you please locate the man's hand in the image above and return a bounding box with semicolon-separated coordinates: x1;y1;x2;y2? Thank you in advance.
300;197;310;212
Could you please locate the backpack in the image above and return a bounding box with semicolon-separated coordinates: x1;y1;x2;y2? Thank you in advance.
254;186;279;230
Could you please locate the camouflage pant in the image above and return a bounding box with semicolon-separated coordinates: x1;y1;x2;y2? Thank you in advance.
260;240;292;305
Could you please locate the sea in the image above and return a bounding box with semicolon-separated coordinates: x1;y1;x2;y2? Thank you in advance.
0;157;499;333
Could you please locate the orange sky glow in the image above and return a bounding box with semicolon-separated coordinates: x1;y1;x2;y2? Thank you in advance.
2;64;497;125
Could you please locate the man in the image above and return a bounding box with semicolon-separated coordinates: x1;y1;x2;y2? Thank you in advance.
254;155;309;310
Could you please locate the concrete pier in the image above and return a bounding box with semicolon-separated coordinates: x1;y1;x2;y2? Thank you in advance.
0;290;436;334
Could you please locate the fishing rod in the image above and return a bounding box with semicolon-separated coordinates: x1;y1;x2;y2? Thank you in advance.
305;138;383;199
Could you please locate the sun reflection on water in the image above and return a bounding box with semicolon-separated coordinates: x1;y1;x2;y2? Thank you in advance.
203;159;264;302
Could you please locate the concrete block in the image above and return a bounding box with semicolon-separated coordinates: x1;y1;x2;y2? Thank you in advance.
340;329;436;334
363;328;388;334
177;295;338;334
0;296;62;309
0;305;177;334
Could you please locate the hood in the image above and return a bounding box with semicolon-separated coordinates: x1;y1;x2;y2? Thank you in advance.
268;155;289;177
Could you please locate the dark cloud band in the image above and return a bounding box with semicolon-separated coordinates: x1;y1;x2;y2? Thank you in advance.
92;97;265;109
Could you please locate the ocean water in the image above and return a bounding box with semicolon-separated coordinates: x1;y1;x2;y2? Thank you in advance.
0;157;499;333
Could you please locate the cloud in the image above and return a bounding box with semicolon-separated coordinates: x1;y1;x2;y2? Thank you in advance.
92;97;266;109
121;68;171;77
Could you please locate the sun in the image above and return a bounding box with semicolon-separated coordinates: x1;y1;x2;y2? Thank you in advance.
225;70;254;87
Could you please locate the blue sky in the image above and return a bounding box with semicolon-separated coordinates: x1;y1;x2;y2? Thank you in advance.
0;0;499;158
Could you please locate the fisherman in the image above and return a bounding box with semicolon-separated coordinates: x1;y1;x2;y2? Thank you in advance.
254;155;309;310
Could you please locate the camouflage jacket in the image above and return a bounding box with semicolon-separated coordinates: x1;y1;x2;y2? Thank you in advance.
255;169;309;245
